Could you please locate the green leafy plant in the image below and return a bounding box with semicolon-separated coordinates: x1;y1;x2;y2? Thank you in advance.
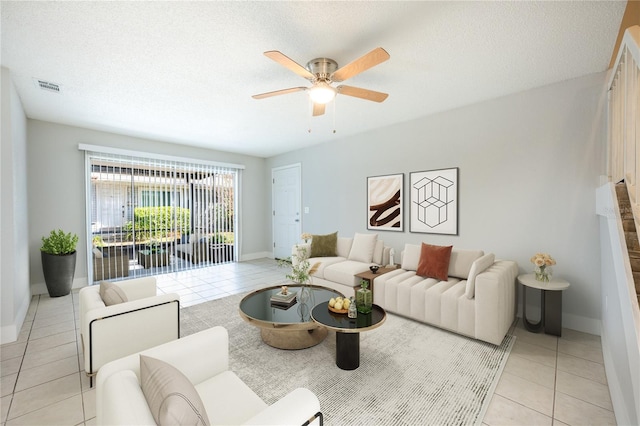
146;239;161;253
210;233;226;244
277;246;319;284
41;229;79;255
92;235;105;247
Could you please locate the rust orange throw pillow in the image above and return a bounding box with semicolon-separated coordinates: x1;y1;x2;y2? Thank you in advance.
416;243;453;281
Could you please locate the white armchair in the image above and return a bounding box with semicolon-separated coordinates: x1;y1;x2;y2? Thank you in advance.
79;277;180;386
96;326;322;425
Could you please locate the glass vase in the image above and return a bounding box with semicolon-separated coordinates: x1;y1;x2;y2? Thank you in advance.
534;266;552;282
297;284;315;321
356;281;372;314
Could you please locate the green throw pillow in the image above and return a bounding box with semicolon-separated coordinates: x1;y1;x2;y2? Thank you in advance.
310;232;338;257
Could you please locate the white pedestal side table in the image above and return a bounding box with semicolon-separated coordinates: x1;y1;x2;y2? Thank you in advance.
518;273;570;336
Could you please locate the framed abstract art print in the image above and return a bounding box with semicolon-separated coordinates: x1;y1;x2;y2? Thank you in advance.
367;173;403;232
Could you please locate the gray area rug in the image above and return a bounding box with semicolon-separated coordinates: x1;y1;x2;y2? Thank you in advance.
181;294;514;426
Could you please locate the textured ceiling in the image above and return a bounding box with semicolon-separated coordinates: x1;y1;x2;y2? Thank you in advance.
1;1;626;158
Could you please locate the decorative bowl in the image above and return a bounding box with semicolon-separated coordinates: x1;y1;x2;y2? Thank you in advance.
369;265;380;274
328;305;348;314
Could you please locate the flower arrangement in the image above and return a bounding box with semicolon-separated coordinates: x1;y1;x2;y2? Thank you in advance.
278;246;320;319
530;252;556;282
301;232;312;243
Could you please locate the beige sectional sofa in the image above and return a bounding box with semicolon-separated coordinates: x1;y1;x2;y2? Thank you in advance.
293;233;391;297
294;236;518;345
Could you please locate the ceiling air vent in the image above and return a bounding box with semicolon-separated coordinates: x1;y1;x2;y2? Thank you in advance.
33;78;61;93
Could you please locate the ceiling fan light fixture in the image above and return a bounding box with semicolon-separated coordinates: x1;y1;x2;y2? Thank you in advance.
308;82;336;104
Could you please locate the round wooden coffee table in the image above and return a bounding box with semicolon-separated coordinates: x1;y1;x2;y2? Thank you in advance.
311;302;386;370
239;285;343;350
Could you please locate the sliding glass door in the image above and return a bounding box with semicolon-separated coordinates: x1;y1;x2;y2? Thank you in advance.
84;148;240;283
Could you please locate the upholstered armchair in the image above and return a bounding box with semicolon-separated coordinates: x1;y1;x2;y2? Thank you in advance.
79;277;180;386
96;326;323;425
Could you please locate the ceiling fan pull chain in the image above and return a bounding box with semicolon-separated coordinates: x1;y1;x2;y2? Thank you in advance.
332;97;337;134
308;99;312;133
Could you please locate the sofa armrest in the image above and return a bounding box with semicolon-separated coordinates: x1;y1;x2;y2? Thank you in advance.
96;327;230;423
242;388;321;426
474;260;519;345
99;370;156;426
84;293;180;375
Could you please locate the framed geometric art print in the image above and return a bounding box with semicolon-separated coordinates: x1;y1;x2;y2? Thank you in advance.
409;167;458;235
367;173;404;232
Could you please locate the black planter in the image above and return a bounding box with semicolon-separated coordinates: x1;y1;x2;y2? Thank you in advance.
41;251;77;297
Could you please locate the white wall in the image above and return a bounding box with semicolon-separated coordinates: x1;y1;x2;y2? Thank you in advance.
596;183;640;426
26;120;269;294
1;67;31;344
266;72;608;334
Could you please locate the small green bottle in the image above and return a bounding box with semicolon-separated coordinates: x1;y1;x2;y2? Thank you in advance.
356;280;372;314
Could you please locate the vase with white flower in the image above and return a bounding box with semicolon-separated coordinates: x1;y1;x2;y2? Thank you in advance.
530;252;556;282
278;246;319;320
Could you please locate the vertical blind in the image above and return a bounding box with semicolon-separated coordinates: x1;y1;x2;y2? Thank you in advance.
83;147;240;283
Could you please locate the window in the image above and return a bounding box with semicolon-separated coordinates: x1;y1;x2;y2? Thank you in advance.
81;145;243;283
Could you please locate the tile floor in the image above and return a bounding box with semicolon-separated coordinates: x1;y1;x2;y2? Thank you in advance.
1;259;616;425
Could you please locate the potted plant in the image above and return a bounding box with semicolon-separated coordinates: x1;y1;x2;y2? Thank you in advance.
41;229;79;297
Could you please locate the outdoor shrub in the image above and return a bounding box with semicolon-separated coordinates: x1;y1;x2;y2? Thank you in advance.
124;207;190;241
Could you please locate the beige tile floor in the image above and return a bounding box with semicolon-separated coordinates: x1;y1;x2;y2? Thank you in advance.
1;259;616;425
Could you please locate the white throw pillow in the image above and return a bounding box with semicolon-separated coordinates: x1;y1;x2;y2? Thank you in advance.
465;253;495;299
401;244;421;271
348;233;378;263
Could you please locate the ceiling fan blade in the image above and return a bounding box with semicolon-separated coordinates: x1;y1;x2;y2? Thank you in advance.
264;51;315;80
252;87;307;99
337;85;388;102
312;103;325;116
332;47;390;82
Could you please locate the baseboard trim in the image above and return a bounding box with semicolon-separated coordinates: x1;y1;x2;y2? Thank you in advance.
1;290;31;344
518;305;602;336
240;251;273;261
31;276;88;296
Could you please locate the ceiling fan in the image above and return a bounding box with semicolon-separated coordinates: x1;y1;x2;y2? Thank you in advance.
252;47;390;116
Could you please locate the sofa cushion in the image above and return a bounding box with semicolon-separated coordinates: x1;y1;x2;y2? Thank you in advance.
465;253;495;299
348;233;378;263
448;249;485;279
310;232;338;257
196;370;267;425
416;243;453;281
306;256;346;279
372;240;384;265
401;243;421;271
99;281;128;306
336;237;353;258
140;355;210;426
324;260;372;287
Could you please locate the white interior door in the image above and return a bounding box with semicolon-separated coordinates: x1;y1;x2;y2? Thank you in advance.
272;164;301;259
